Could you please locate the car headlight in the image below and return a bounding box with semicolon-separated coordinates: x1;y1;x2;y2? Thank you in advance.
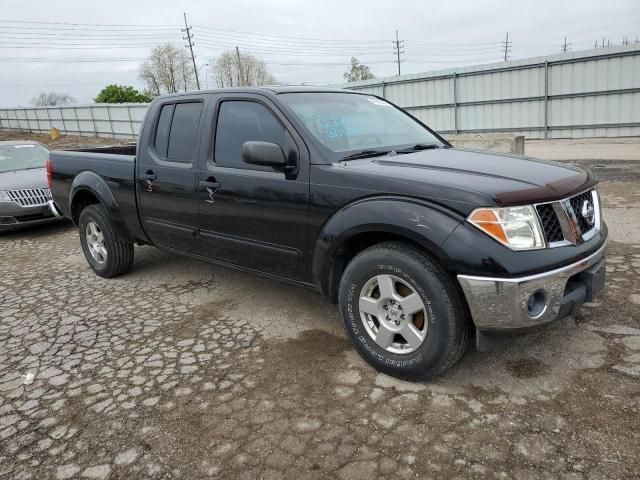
0;191;11;202
468;205;546;250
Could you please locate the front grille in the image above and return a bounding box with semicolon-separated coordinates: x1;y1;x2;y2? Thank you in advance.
536;203;564;243
569;190;593;234
8;188;51;207
535;189;598;246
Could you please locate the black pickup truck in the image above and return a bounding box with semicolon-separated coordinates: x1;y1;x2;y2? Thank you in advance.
49;87;607;379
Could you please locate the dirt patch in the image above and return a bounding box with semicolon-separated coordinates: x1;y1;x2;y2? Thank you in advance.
505;358;551;378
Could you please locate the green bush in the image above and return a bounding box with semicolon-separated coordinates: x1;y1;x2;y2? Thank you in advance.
94;85;153;103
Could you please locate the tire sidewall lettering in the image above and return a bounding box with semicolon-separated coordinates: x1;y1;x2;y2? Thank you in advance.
344;262;440;370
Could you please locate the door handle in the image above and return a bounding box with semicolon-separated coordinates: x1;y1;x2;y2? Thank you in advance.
200;177;220;204
140;170;156;192
199;180;221;189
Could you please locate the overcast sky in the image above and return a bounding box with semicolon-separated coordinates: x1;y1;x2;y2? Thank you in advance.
1;0;639;107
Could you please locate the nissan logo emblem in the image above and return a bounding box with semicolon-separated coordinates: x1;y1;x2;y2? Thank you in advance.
581;200;595;226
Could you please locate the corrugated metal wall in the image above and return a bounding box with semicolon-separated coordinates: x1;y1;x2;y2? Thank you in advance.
341;45;640;139
0;104;148;139
1;46;639;140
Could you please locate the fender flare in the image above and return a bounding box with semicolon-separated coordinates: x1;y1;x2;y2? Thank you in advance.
311;196;464;299
69;171;134;243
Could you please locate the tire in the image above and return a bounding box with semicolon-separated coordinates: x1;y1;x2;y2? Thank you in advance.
338;241;469;380
78;204;134;278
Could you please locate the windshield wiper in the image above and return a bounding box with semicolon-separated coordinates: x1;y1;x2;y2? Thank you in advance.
395;143;442;154
341;150;391;162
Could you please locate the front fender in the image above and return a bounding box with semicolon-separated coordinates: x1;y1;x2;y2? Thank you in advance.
70;171;133;243
312;196;464;298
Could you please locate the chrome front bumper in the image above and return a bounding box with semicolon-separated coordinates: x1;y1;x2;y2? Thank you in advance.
0;201;63;230
457;241;607;330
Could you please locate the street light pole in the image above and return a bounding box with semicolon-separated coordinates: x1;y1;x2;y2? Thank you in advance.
197;63;210;89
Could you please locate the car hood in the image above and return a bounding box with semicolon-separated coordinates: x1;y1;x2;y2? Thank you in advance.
0;168;48;191
343;148;595;207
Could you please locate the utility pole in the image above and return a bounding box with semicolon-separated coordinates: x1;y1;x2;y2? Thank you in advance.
393;30;404;76
235;46;243;86
182;12;200;90
561;37;571;53
594;40;598;49
502;32;512;61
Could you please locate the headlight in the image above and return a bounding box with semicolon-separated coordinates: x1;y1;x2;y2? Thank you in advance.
0;191;11;202
468;205;545;250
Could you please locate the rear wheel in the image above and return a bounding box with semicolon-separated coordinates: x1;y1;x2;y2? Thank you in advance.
78;204;134;278
338;241;469;379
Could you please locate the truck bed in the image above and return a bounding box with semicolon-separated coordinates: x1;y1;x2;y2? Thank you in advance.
61;143;137;156
49;147;145;243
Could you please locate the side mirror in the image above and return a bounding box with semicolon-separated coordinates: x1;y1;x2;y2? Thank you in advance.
242;141;292;170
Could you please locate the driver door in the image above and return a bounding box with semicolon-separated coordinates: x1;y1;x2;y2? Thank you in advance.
196;95;310;281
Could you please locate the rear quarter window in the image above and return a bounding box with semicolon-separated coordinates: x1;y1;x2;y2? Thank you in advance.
152;101;203;164
154;104;174;157
167;102;203;162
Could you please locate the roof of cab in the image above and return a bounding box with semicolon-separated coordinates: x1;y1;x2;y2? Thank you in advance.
156;85;364;100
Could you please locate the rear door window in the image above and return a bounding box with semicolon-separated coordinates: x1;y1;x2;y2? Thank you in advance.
153;101;203;164
167;102;203;162
154;104;174;157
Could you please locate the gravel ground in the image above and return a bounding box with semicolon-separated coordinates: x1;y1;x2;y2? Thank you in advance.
1;176;639;478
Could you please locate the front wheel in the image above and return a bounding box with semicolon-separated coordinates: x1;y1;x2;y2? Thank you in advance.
78;204;134;278
338;242;469;380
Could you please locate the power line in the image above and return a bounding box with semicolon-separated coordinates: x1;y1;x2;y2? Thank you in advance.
0;32;181;40
0;57;146;62
393;30;404;76
192;24;390;44
0;19;179;28
0;43;181;49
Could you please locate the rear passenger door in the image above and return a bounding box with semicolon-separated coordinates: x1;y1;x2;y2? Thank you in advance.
137;98;205;253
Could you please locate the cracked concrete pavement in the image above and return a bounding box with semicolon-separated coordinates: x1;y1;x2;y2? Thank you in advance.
1;179;639;479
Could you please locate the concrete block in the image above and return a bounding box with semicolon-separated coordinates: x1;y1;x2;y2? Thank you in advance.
444;134;525;155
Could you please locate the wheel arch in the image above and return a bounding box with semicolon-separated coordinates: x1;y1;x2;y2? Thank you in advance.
70;171;134;243
312;196;464;302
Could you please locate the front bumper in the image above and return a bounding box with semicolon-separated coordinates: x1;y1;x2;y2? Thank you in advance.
457;240;607;331
0;200;64;231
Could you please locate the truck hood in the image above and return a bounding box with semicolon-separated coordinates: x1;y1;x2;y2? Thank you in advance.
344;148;595;207
0;168;48;191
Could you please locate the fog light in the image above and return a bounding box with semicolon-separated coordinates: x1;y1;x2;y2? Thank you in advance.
527;290;547;318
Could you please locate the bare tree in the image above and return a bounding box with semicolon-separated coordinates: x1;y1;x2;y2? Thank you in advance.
343;57;375;82
31;92;76;107
139;44;196;96
211;50;277;88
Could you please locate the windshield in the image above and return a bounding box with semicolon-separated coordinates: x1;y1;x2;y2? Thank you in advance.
0;144;49;173
279;92;444;159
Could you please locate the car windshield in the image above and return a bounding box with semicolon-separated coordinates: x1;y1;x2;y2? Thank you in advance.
0;144;49;173
279;92;444;160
